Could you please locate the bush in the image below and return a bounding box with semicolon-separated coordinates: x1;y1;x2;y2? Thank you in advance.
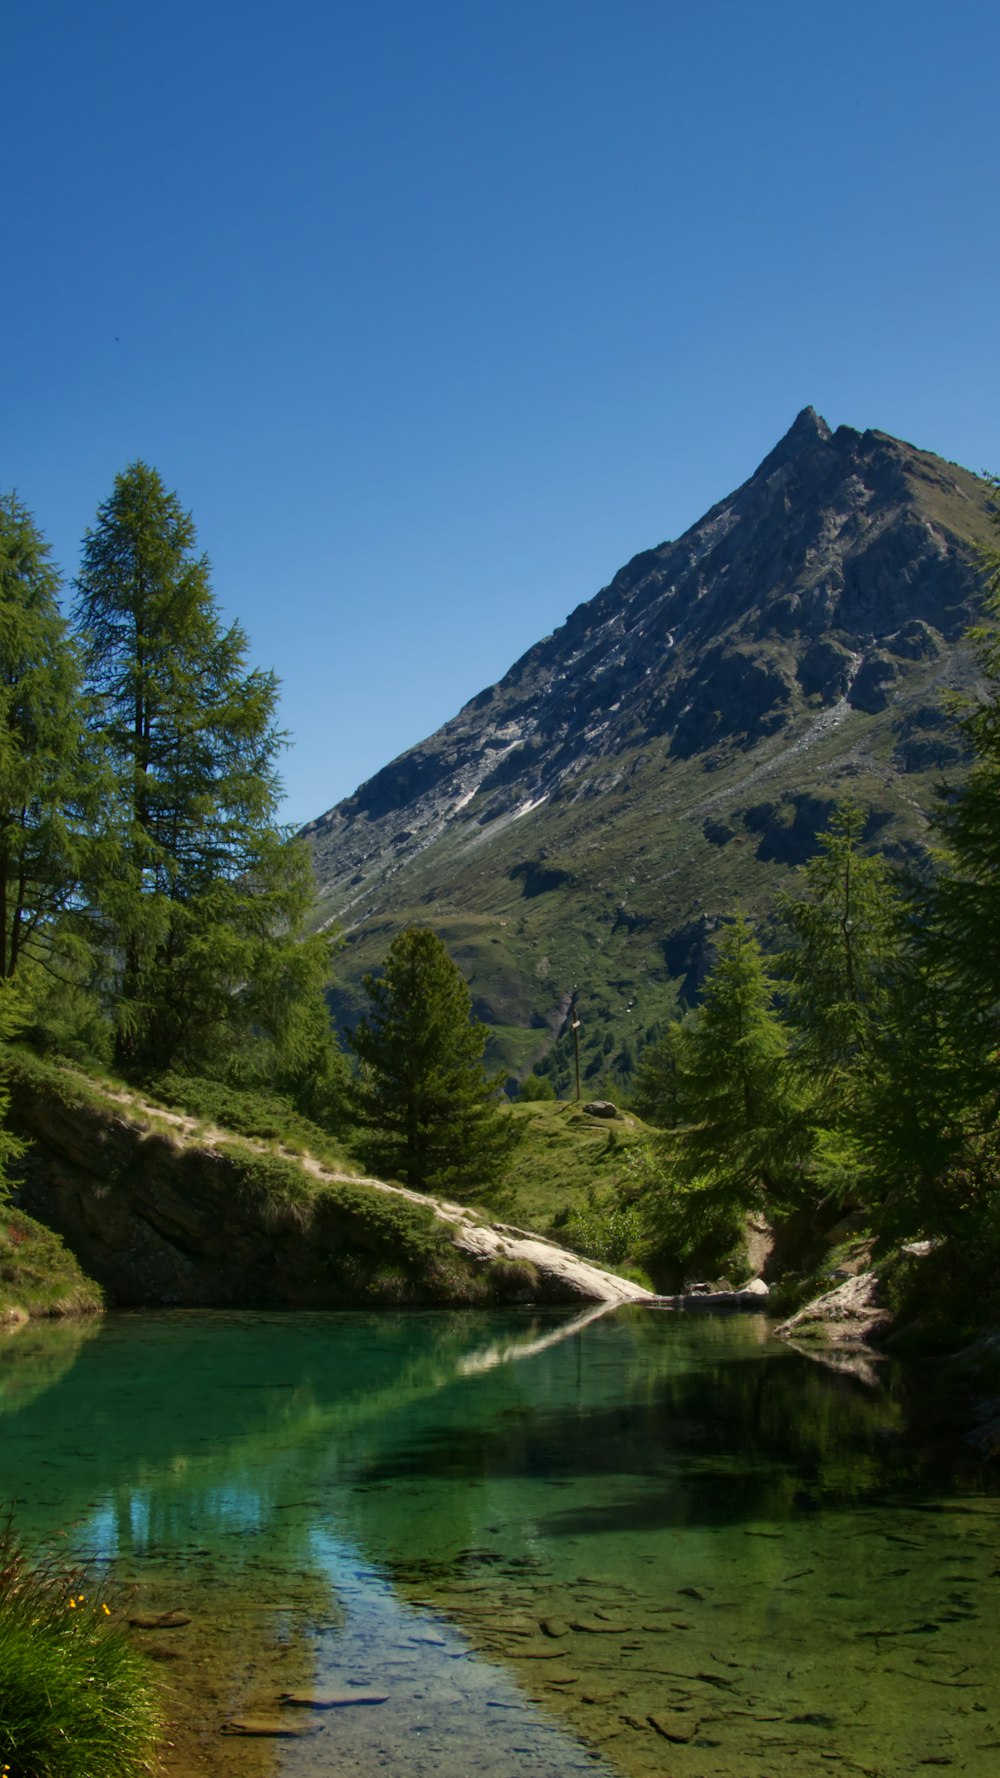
0;1520;160;1777
518;1074;556;1102
562;1200;644;1267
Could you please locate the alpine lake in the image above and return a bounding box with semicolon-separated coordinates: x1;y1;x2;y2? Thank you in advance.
1;1305;998;1778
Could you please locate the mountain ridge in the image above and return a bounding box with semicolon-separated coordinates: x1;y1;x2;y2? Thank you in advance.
304;411;995;1086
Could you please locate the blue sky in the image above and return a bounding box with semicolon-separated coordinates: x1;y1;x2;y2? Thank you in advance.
5;0;999;824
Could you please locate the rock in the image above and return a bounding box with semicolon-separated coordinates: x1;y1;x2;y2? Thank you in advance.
775;1268;891;1348
648;1712;700;1743
222;1717;321;1737
582;1100;617;1118
129;1610;191;1629
849;651;899;714
279;1688;388;1708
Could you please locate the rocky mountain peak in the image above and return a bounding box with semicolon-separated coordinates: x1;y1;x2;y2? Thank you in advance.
305;415;995;1085
751;404;833;479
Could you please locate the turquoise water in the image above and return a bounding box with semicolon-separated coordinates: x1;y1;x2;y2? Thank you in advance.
1;1307;998;1777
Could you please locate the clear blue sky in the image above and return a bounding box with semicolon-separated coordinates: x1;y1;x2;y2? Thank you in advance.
6;0;998;825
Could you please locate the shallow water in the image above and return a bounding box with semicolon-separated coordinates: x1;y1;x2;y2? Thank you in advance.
1;1307;998;1777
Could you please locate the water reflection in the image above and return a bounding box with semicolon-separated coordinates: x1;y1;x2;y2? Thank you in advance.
1;1308;998;1777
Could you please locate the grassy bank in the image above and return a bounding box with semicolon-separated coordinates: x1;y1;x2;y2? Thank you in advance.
0;1208;103;1324
0;1522;160;1778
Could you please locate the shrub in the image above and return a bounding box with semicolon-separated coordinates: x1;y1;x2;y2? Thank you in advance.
0;1520;160;1778
518;1074;556;1102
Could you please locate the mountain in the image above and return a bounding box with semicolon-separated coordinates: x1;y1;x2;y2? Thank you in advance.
304;410;995;1088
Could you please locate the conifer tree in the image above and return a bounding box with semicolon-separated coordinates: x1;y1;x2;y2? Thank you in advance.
0;495;96;985
74;463;331;1073
348;926;516;1195
670;914;806;1208
778;799;901;1103
631;1019;692;1129
926;483;1000;1070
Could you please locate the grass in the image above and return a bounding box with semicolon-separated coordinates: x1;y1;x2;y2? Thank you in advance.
499;1099;653;1234
0;1209;103;1322
146;1069;353;1169
5;1042;495;1308
0;1520;160;1778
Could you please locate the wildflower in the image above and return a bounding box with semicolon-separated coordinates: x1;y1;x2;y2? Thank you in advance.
102;1603;111;1616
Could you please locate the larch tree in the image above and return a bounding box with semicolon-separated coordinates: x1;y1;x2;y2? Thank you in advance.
74;462;331;1074
348;926;517;1196
669;914;807;1209
778;798;902;1106
0;495;97;986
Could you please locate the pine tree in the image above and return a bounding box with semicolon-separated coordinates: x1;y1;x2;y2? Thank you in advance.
926;483;1000;1066
670;914;807;1208
348;927;516;1195
843;486;1000;1243
631;1020;692;1129
74;463;331;1074
778;799;901;1102
0;495;97;985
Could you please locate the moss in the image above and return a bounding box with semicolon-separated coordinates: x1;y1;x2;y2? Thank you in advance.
488;1257;541;1299
0;1209;102;1320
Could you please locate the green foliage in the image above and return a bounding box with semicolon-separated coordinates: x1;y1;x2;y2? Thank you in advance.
518;1072;556;1101
74;462;336;1082
562;1197;644;1267
631;1019;691;1128
0;1207;103;1317
778;798;901;1099
0;982;27;1204
148;1069;350;1162
0;1520;160;1778
845;490;1000;1237
348;926;518;1196
641;1172;749;1284
502;1099;653;1234
668;915;809;1208
0;495;100;990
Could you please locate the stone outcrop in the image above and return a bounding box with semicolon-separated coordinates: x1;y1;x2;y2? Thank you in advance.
774;1269;891;1349
10;1064;652;1311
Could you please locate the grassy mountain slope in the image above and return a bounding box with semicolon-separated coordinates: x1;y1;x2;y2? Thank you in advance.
306;412;995;1085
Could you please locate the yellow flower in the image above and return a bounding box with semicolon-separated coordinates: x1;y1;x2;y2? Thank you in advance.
102;1603;111;1616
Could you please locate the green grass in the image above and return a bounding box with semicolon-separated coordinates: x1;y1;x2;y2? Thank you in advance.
0;1209;102;1322
499;1099;653;1234
5;1043;495;1308
146;1069;353;1169
0;1521;160;1778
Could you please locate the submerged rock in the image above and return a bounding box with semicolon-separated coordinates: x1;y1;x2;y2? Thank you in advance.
279;1688;388;1708
222;1717;320;1737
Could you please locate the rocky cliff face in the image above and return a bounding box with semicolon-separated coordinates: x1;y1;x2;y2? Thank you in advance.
304;412;995;1083
8;1061;647;1309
